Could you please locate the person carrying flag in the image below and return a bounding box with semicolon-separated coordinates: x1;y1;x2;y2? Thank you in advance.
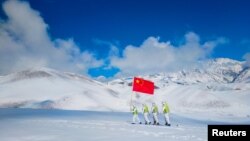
131;105;141;124
151;102;160;125
162;101;171;126
142;103;151;124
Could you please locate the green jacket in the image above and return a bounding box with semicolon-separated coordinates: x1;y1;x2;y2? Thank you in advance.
132;107;138;115
163;103;170;113
143;105;149;113
152;105;158;113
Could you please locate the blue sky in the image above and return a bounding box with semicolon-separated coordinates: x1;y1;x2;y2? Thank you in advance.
0;0;250;78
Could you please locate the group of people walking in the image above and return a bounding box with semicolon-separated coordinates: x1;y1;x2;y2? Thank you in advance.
131;101;171;126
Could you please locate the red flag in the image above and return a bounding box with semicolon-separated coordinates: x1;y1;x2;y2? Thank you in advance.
132;77;154;95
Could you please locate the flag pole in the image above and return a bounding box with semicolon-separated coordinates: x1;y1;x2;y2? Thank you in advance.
131;77;134;111
130;91;133;111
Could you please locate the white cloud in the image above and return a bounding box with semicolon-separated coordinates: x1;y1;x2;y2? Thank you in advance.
0;0;230;78
92;38;120;57
110;32;227;76
0;0;103;75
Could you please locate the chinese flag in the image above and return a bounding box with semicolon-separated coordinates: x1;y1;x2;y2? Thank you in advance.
132;77;154;95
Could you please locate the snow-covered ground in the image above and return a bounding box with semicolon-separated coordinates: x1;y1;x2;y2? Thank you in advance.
0;108;249;141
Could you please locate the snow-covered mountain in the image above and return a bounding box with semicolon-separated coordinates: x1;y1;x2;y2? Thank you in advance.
0;58;250;118
109;58;246;86
0;67;126;111
108;58;250;117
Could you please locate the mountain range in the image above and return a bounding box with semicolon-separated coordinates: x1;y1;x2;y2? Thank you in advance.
0;58;249;118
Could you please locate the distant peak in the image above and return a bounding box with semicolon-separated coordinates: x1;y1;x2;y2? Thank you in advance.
213;58;241;64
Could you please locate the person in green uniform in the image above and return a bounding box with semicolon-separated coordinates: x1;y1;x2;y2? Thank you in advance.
142;103;151;124
162;101;171;126
151;102;159;125
131;105;141;124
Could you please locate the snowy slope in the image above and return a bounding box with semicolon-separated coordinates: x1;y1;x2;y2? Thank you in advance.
0;67;127;111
